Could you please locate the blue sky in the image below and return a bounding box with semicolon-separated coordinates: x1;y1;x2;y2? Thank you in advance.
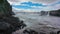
8;0;60;12
12;1;47;9
21;1;47;7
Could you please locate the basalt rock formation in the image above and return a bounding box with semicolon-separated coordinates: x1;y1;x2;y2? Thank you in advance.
50;9;60;17
0;0;26;34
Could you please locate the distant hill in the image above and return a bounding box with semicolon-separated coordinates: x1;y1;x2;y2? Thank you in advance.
15;12;40;14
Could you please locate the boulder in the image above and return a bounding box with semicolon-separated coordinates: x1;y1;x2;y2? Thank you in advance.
0;22;14;34
23;29;38;34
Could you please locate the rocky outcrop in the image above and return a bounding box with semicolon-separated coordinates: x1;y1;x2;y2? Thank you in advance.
0;0;26;34
0;0;15;17
50;9;60;17
40;11;48;16
40;9;60;17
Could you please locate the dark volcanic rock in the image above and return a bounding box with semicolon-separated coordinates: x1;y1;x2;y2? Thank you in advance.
0;0;15;17
57;31;60;34
40;11;48;16
0;0;26;34
50;9;60;17
0;22;13;34
23;29;38;34
0;22;10;30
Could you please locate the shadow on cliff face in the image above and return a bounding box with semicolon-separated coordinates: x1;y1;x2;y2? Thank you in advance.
0;0;26;34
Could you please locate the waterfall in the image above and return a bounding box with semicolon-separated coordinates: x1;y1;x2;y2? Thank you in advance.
47;11;50;16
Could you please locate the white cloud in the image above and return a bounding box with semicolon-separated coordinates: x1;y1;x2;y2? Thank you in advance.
32;0;60;4
7;0;60;12
51;4;60;10
8;0;60;5
8;0;29;5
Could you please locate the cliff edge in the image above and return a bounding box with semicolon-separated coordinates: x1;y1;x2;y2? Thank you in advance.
0;0;26;34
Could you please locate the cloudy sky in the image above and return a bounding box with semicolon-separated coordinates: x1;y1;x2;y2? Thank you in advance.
7;0;60;12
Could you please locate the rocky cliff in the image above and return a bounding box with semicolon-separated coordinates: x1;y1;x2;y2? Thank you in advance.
0;0;15;17
0;0;26;34
50;9;60;17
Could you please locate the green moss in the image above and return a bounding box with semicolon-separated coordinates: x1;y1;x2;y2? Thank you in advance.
0;0;4;3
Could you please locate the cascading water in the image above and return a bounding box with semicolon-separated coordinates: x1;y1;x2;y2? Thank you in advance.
47;11;50;16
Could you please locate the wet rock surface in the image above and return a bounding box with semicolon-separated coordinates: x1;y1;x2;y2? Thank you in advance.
23;29;38;34
12;24;60;34
0;0;26;34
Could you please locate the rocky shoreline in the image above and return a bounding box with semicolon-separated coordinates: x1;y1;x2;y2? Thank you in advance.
0;0;60;34
12;23;60;34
